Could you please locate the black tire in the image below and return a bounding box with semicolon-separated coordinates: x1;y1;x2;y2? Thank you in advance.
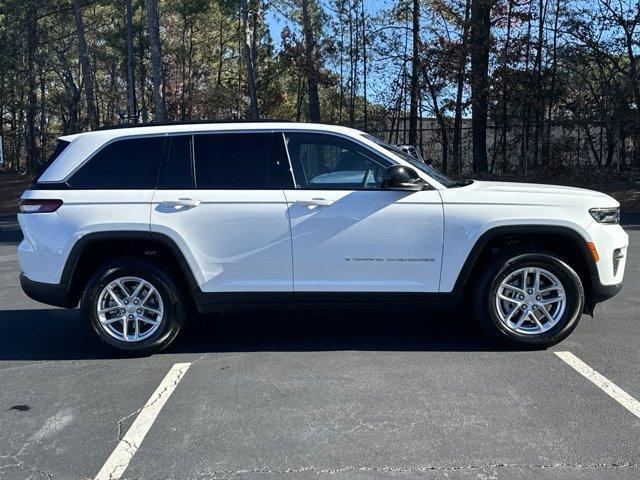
81;259;186;356
472;249;584;348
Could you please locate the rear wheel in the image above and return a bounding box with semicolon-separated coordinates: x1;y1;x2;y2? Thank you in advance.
81;259;186;355
472;250;584;348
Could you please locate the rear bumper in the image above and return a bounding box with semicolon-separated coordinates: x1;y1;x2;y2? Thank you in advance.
19;273;74;308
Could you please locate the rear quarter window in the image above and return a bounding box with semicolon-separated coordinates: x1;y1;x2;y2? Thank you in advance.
68;136;166;189
34;139;71;183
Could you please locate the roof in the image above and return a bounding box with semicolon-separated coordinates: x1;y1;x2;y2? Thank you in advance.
58;122;362;143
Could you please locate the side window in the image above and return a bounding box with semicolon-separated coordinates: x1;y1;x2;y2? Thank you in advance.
284;133;389;190
34;139;71;183
193;133;280;189
68;136;165;189
161;135;194;189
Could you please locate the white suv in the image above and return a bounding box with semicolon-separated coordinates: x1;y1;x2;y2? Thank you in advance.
18;122;628;354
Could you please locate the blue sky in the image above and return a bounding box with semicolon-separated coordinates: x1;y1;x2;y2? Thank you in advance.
264;0;390;51
263;0;400;106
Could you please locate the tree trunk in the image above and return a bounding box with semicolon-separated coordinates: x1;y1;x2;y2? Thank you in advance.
138;22;149;123
39;56;47;154
531;0;548;167
421;64;449;172
543;0;560;164
26;2;38;171
361;0;368;130
452;0;471;176
348;5;354;126
470;0;492;173
125;0;137;123
72;0;99;130
500;0;513;173
408;0;420;145
242;0;259;120
338;7;345;124
301;0;321;122
145;0;167;122
521;0;533;176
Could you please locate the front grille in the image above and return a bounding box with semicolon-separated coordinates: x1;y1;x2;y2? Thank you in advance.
612;248;624;276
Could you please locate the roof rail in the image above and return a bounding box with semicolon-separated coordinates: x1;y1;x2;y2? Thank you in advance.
95;119;295;131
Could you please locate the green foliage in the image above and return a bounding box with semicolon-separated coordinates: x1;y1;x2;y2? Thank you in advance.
0;0;637;172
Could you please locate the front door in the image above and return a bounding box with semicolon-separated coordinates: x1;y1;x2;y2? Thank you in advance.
281;132;444;293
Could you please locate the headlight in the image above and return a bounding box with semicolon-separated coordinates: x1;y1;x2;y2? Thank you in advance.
589;207;620;224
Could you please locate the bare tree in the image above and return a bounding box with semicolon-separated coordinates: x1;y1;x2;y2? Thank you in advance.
408;0;420;145
301;0;321;121
26;2;38;170
145;0;167;122
72;0;99;130
361;0;368;130
470;0;493;173
125;0;137;123
242;0;260;119
452;0;471;175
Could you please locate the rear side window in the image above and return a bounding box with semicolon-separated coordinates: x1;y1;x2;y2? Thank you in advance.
160;135;194;189
68;136;165;189
193;133;280;189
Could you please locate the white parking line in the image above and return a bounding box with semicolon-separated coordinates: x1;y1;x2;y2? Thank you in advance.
555;351;640;418
94;362;192;480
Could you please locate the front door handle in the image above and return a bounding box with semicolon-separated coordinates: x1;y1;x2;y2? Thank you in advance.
295;198;335;207
161;198;201;208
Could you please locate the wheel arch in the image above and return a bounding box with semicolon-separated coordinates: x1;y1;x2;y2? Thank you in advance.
63;231;199;307
454;225;598;311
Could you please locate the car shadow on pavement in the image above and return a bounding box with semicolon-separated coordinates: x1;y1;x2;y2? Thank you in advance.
0;307;518;361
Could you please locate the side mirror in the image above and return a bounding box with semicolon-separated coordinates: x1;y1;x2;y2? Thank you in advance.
382;165;425;191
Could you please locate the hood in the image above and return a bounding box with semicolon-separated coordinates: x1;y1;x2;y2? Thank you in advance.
440;180;619;208
471;180;609;198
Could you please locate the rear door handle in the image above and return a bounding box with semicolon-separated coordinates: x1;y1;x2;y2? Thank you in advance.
161;198;201;208
295;198;335;207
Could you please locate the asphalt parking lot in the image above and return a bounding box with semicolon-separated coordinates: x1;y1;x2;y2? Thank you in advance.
0;214;638;480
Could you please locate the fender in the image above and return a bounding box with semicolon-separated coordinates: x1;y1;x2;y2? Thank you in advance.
61;230;200;293
451;224;599;295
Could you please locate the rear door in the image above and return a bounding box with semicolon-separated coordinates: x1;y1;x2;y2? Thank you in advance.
150;132;293;296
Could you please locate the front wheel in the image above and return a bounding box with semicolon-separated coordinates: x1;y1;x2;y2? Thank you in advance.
81;259;186;355
472;250;584;348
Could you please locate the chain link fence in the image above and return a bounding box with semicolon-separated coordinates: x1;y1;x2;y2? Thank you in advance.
369;118;639;178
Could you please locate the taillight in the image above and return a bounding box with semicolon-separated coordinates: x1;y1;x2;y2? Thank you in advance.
19;199;63;213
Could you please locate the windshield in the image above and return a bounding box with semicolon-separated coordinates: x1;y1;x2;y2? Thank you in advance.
361;133;459;188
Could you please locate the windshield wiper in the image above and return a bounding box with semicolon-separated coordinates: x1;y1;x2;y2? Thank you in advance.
452;179;474;187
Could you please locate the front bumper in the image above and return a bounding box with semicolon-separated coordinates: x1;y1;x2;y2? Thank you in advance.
587;223;628;286
591;281;623;303
20;273;74;308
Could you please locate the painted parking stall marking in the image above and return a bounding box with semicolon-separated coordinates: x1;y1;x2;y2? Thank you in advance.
94;362;192;480
555;351;640;418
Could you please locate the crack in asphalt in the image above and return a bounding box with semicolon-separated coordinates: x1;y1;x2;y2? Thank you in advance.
99;361;201;480
0;459;54;480
0;436;55;479
125;461;640;478
112;461;640;479
114;357;209;443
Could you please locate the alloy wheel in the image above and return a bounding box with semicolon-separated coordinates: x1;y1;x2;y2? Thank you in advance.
96;276;164;342
495;267;566;335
